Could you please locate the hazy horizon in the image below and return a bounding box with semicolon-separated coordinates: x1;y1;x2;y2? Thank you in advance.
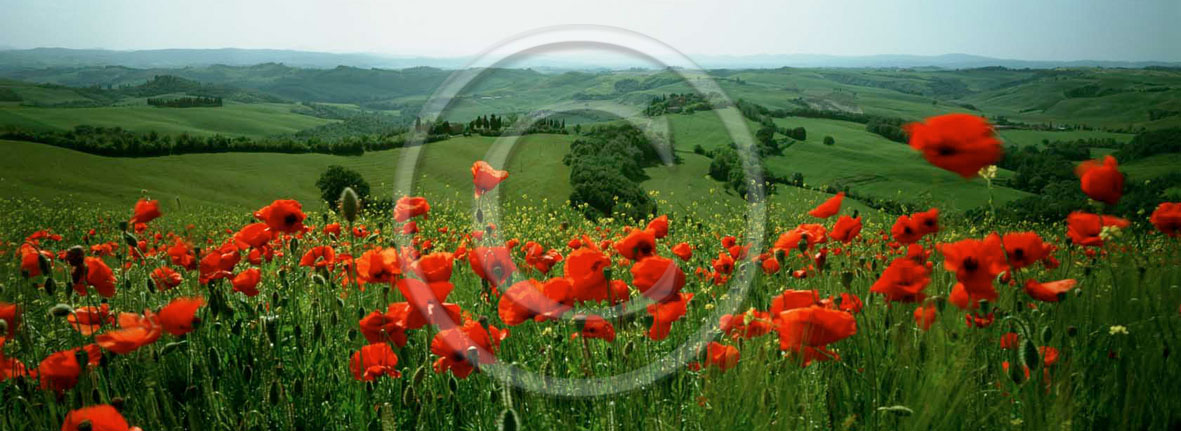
1;0;1178;62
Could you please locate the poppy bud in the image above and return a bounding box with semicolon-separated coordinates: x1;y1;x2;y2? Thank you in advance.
66;246;86;267
122;231;138;248
1020;340;1040;372
412;365;426;386
208;347;221;371
49;303;74;317
37;253;51;276
314;322;324;341
447;375;459;393
797;238;808;253
293;324;302;342
1067;326;1078;337
270;381;282;405
475;209;484;224
623;340;636;357
498;408;520;431
160;341;185;356
465;347;481;369
145;278;156;293
402;384;416;407
321;213;329;225
478;316;490;331
293;379;303;397
44;277;56;295
243;365;253;383
340;187;360;223
1041;327;1053;344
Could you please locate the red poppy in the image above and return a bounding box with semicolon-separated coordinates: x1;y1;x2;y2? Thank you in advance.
646;292;693;341
38;344;100;392
498;279;570;325
96;311;162;355
1149;202;1181;238
77;257;117;298
397;278;454;310
129;198;162;225
965;311;994;328
412;252;454;283
394;196;431;222
940;233;1007;300
359;310;408;346
233;223;273;249
631;256;686;302
948;282;992;310
647;215;669;238
905;113;1002;178
774;306;857;366
773;224;828;253
711;252;735;275
67;305;114;335
323;223;342;237
704;342;740;371
1066;212;1130;247
830;216;862;243
1024;279;1077;302
770;289;820;315
1000;232;1051;269
614;228;656;261
471;160;509;197
808;192;844;218
837;293;864;314
431;318;508;378
870;258;931;303
890;215;923;244
911;208;940;236
564;246;611;302
299;246;336;270
671;242;692;261
0;303;18;337
999;332;1019;349
0;350;28;382
388;301;462;331
760;256;781;274
576;314;616;342
150;266;183;290
356;248;402;285
913;304;937;331
20;244;53;277
61;404;132;431
253;199;306;233
468;246;516;288
401;221;419;235
523;242;562;274
166;238;197;271
157;297;205;336
231;268;262;296
1075;155;1124;205
719;309;774;340
198;243;239;284
350;343;401;381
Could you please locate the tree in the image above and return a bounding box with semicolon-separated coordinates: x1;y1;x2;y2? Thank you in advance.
823;136;835;146
316;165;371;209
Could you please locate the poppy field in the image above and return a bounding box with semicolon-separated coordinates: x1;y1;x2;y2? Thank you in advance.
1;112;1180;431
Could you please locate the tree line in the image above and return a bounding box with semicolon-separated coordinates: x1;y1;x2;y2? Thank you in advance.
563;125;670;220
146;96;223;108
0;125;407;157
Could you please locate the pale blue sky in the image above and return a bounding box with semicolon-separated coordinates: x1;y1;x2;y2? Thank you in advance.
0;0;1177;60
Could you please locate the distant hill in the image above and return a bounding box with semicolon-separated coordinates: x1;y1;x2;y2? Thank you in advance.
1;48;1178;71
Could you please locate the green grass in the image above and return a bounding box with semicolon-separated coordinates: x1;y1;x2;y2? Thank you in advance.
996;129;1133;148
752;115;1030;211
0;102;335;137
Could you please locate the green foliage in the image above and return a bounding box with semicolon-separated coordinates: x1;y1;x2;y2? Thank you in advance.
315;165;371;209
564;125;664;220
146;96;223;108
824;136;835;146
0;125;377;156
